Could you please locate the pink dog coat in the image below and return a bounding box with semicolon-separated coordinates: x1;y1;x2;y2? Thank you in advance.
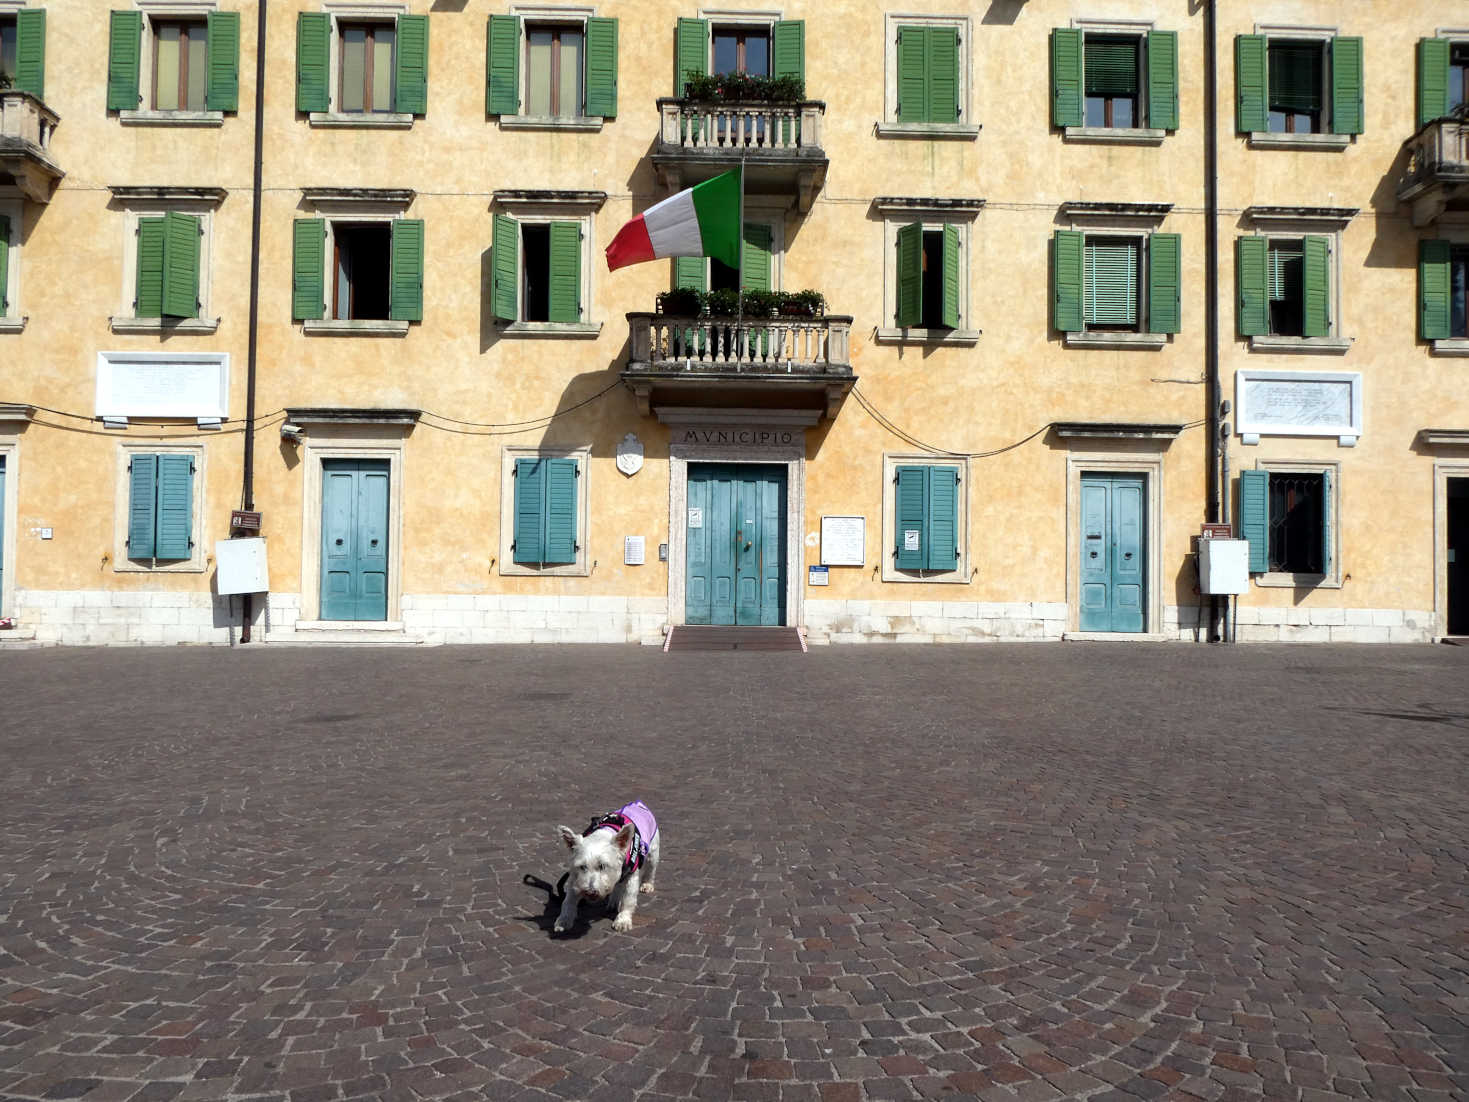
583;801;658;873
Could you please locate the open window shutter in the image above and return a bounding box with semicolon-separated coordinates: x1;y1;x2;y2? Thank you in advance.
897;26;928;123
394;15;429;115
292;218;325;321
389;219;424;322
1419;38;1451;128
543;459;578;565
0;216;9;315
547;221;581;323
487;15;520;115
1235;34;1267;133
1238;469;1269;573
492;214;518;322
894;466;926;571
1236;235;1268;336
1302;235;1331;338
1147;30;1178;130
513;458;545;564
675;18;707;95
127;454;158;559
1420;239;1452;340
772;20;804;85
14;9;46;100
941;224;960;329
296;12;330;113
154;454;194;561
585;18;618;118
1148;233;1181;334
741;223;772;292
1051;28;1083;128
926;26;958;124
895;222;923;328
925;466;958;570
205;11;240;112
135;217;165;318
1320;469;1333;577
108;10;142;111
1331;36;1363;135
1053;229;1083;333
161;211;200;319
674;256;706;292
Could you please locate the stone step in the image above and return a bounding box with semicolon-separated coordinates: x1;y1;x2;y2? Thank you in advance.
666;626;805;652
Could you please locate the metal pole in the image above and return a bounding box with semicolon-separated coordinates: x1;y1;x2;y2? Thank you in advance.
1203;0;1222;642
240;0;267;643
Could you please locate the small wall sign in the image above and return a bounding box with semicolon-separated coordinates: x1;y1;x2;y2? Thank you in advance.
624;535;645;565
904;529;921;552
688;507;703;529
821;515;865;566
808;565;829;586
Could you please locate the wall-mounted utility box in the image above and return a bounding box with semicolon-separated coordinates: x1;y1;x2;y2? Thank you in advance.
1199;538;1250;594
215;537;269;595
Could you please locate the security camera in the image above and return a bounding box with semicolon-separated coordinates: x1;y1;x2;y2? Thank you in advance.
280;422;304;443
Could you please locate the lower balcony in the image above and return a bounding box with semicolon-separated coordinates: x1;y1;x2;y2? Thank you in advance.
0;90;62;203
1399;115;1469;226
623;312;854;419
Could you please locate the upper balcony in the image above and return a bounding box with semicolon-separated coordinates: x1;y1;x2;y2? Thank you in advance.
652;98;828;212
0;90;62;204
1398;113;1469;227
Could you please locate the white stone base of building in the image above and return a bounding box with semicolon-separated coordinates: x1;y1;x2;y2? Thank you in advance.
9;588;258;646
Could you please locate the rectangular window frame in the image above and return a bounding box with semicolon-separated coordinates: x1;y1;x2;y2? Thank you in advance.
875;199;981;345
337;18;395;115
1246;24;1351;148
121;1;226;127
498;4;606;131
311;2;413;128
151;17;208;112
318;214;408;331
498;444;592;577
0;198;24;332
1421;221;1469;355
110;195;219;335
0;12;18;87
112;442;208;574
1251;459;1342;589
1057;204;1175;348
1082;233;1144;333
878;12;977;139
491;192;603;337
1243;224;1348;352
880;452;970;584
1062;18;1168;144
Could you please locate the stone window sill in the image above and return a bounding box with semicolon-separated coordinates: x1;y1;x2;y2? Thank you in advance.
119;109;225;127
0;316;26;333
875;327;981;346
882;568;969;584
875;121;980;140
1431;338;1469;356
1255;571;1341;589
498;115;604;132
499;321;602;338
110;316;220;335
1063;126;1165;145
1249;335;1352;354
309;112;414;130
499;561;591;578
1064;331;1168;349
302;319;410;337
1247;131;1351;150
114;558;207;574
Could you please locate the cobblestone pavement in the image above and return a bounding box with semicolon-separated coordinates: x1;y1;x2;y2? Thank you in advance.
1;643;1468;1102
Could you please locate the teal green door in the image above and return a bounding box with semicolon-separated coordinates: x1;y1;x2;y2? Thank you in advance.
1079;474;1146;632
321;459;389;621
686;464;785;626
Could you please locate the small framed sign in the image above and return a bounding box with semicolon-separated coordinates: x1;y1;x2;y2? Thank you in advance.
624;536;646;565
820;515;865;566
808;565;829;586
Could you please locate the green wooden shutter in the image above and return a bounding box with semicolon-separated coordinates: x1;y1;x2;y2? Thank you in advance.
0;215;9;315
1148;233;1181;334
895;222;923;327
674;256;706;292
108;10;142;111
1331;36;1363;135
894;466;926;571
772;20;804;85
492;214;518;322
160;211;200;319
205;11;240;112
941;224;960;329
1236;34;1267;133
1238;469;1269;574
675;17;707;95
1147;30;1178;130
389;219;424;322
547;221;581;323
1302;234;1330;338
543;459;578;564
127;453;158;559
513;457;545;564
925;466;958;570
135;217;165;318
154;454;194;560
13;8;46;100
296;12;330;113
394;14;429;115
585;18;618;118
1053;229;1083;333
897;26;928;123
1320;469;1332;577
1420;238;1452;340
927;25;958;124
1419;38;1451;128
740;223;771;292
292;218;325;321
1236;235;1268;336
1084;238;1137;326
487;15;520;115
1051;28;1083;128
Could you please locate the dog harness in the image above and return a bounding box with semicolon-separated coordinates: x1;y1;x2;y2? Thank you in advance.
583;800;657;874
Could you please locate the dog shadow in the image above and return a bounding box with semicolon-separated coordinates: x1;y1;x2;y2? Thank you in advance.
520;872;594;938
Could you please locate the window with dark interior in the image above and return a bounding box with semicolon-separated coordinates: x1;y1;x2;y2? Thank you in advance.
1267;40;1325;133
713;27;770;76
1452;246;1469;339
1083;35;1139;128
333;224;391;320
339;21;394;113
1452;44;1469;113
1267;473;1325;574
520;223;552;321
0;16;16;85
1267;240;1305;336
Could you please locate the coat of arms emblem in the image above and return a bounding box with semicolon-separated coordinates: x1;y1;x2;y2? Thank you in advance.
616;433;644;476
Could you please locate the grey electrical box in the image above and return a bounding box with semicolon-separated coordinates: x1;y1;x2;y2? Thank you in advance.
1199;538;1250;594
215;537;269;595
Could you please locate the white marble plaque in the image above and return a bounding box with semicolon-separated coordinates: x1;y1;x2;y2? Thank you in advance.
821;515;866;566
1236;370;1362;439
97;352;230;419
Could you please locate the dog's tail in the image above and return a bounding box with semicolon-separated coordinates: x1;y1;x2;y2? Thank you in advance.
523;872;569;903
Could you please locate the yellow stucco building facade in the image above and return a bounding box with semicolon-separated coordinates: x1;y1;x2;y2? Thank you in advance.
2;0;1466;646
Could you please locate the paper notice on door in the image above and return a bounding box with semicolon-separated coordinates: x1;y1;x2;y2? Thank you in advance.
688;507;703;529
903;529;921;552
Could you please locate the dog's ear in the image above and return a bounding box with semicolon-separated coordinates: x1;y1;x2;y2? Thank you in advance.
557;825;580;850
613;822;636;856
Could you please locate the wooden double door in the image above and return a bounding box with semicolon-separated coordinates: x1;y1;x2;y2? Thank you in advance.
685;464;786;626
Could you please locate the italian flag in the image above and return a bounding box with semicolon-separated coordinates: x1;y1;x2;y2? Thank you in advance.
605;168;742;271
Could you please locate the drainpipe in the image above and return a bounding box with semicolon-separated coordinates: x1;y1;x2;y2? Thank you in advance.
240;0;267;642
1203;0;1223;641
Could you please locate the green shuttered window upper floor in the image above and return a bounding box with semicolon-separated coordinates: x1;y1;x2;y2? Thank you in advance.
135;212;200;319
127;453;194;562
1236;235;1331;338
296;12;429;115
1051;28;1177;130
897;25;958;124
513;457;578;566
10;8;46;100
490;216;582;324
1235;34;1363;136
107;10;239;112
486;14;617;118
291;219;424;322
1053;231;1180;335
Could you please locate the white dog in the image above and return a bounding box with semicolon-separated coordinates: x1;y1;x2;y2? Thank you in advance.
555;801;660;933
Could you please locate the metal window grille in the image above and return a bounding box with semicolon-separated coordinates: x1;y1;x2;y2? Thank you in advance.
1267;473;1324;574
